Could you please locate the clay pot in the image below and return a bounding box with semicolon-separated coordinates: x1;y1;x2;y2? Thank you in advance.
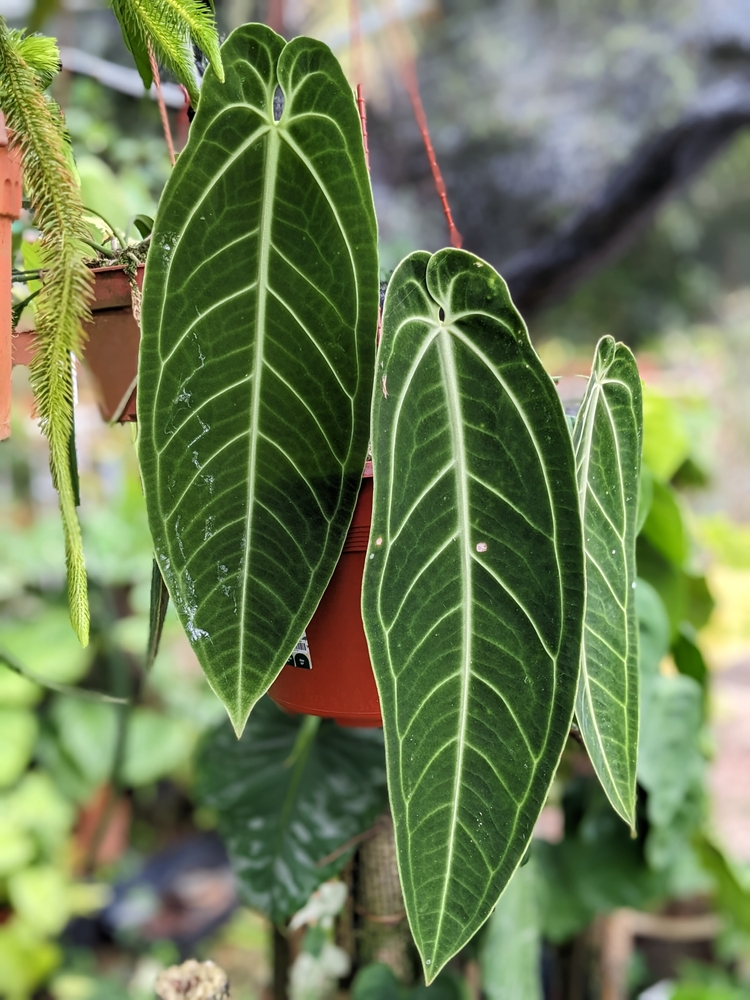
11;262;144;424
268;462;383;728
82;263;144;423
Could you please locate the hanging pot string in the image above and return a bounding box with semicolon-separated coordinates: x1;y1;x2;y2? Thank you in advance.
148;44;176;167
380;0;462;249
316;814;392;867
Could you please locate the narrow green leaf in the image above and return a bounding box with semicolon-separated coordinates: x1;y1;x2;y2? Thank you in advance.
572;336;642;828
363;249;584;982
479;860;542;1000
194;699;389;923
133;214;154;239
139;25;379;733
641;477;688;566
0;647;127;705
145;557;170;674
696;836;750;936
672;623;708;691
111;0;153;92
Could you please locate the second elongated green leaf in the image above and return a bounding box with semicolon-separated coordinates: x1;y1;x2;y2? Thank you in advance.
138;25;379;733
363;249;584;982
573;337;642;827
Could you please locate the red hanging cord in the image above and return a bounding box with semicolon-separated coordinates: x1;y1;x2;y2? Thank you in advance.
357;84;371;172
349;0;370;170
382;2;462;249
148;46;176;167
267;0;285;35
400;57;461;249
349;0;364;92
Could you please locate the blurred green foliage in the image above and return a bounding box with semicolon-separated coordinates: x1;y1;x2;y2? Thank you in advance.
536;133;750;348
0;392;223;996
64;77;172;236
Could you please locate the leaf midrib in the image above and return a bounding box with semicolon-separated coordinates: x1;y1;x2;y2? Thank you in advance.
431;324;473;959
236;123;280;723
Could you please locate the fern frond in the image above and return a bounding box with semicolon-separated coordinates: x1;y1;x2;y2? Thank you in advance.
0;19;92;645
10;30;59;88
110;0;223;107
155;0;222;81
111;0;153;91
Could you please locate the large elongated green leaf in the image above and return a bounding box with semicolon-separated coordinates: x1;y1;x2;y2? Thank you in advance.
139;25;379;733
363;249;584;983
573;337;642;827
195;698;388;922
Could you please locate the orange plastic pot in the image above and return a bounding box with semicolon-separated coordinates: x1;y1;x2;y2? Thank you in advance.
268;462;382;728
82;263;144;423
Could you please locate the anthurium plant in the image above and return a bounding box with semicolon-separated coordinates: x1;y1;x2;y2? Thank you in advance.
137;23;643;982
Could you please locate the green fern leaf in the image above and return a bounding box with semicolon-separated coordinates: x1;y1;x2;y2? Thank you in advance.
110;0;223;106
156;0;222;81
11;30;59;88
0;20;92;645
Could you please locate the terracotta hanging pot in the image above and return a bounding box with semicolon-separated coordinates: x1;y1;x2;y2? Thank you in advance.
11;262;144;424
268;462;383;728
81;263;144;423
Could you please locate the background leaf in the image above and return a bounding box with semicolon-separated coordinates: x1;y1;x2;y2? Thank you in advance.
195;698;389;923
479;859;542;1000
351;965;407;1000
139;25;379;733
363;249;584;981
573;336;642;827
641;478;689;566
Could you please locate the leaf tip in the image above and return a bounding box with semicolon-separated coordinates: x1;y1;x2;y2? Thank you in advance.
227;702;250;739
71;610;89;647
419;947;450;987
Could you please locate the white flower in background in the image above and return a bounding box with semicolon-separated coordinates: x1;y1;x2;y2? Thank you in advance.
289;944;351;1000
289;880;348;932
288;880;351;1000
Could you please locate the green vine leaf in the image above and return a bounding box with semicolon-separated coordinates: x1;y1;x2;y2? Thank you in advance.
573;336;642;828
195;699;389;922
139;24;379;734
363;249;584;982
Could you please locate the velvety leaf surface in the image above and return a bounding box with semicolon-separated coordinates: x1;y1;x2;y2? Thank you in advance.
573;336;642;827
195;698;388;923
363;249;584;981
138;24;378;733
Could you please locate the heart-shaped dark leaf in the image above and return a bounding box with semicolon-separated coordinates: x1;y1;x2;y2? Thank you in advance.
195;699;388;922
138;25;379;733
363;249;584;982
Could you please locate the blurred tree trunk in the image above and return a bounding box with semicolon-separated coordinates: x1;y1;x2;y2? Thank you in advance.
356;812;414;984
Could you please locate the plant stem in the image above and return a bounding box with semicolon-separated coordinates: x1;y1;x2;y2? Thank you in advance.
82;237;116;259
